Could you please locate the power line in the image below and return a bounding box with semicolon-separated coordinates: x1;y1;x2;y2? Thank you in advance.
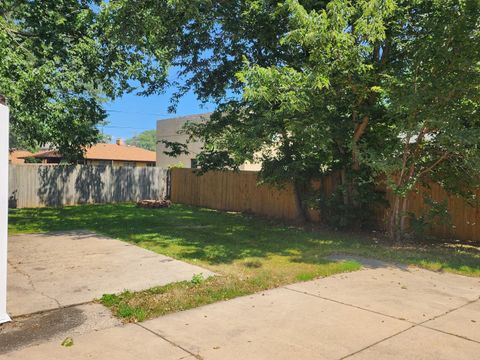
105;109;212;118
105;109;173;117
100;126;188;140
101;125;154;130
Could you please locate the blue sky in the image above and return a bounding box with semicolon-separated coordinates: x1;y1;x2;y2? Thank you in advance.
101;88;215;142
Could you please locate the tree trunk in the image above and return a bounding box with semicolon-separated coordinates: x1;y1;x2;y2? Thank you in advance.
388;193;411;242
293;180;309;223
352;116;369;171
400;196;409;236
340;168;351;207
388;195;401;242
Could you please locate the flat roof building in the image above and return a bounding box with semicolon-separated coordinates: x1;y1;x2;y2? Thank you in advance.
156;113;261;171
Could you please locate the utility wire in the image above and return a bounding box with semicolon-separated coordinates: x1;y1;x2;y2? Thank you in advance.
105;109;174;117
101;125;154;130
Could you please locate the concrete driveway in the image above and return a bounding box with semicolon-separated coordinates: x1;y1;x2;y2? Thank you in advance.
2;259;479;359
7;231;214;316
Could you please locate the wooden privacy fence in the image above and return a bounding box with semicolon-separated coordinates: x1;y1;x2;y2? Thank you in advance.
170;168;480;242
171;168;300;219
9;164;168;208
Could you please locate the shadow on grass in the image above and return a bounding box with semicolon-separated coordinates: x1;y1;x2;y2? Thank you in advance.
8;203;480;275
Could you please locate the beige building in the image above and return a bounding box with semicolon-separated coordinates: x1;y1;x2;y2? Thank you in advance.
156;113;261;171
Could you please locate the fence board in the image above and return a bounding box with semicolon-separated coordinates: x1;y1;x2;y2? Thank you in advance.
171;168;300;220
9;164;168;208
171;168;480;242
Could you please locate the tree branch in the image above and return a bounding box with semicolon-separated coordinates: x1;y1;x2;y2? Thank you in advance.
417;151;450;179
353;115;369;143
352;115;369;170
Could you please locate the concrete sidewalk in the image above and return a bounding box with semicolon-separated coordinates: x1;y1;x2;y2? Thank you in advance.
1;231;214;354
7;231;214;316
2;263;479;359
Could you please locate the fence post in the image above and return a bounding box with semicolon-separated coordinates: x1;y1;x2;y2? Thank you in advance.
166;169;172;200
0;95;11;323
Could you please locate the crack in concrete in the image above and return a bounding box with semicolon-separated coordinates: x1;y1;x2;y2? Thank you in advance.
341;306;480;360
7;260;62;308
135;323;204;360
284;286;418;324
420;296;480;323
417;297;480;345
177;355;195;360
419;323;480;345
283;287;480;358
339;325;416;360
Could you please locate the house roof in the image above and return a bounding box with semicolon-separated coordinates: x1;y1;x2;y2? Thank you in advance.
9;150;33;164
29;143;156;163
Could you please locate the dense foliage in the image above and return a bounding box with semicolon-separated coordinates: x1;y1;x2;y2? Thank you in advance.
126;130;156;151
0;0;168;159
3;0;480;239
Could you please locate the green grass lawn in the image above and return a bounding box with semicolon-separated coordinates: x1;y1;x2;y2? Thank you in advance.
9;203;480;322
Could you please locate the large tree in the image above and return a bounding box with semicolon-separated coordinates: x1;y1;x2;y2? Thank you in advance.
0;0;169;159
365;0;480;240
108;0;480;238
24;0;478;239
124;0;396;224
126;130;156;151
237;0;480;238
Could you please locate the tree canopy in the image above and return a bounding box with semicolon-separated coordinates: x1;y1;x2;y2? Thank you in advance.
0;0;169;159
126;130;156;151
127;0;480;238
3;0;480;239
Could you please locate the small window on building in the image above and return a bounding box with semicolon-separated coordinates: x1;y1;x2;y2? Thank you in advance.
190;158;198;168
147;162;156;167
123;161;136;167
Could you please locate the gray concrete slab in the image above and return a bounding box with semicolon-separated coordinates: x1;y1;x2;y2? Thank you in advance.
0;324;191;360
347;326;480;360
424;299;480;342
7;231;214;316
287;266;480;323
0;303;120;355
7;264;59;317
142;287;411;360
2;258;479;359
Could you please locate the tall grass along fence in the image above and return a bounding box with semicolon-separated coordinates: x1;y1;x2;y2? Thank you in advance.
9;164;168;208
170;168;480;242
